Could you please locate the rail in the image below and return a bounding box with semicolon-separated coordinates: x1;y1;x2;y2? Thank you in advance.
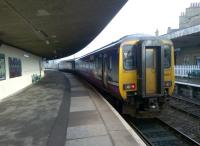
169;96;200;119
125;116;200;146
157;118;200;146
124;115;153;146
172;96;200;106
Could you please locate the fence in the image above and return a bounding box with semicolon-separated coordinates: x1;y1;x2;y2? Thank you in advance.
175;65;200;78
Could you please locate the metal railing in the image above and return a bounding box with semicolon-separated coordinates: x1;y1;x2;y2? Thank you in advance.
175;65;200;78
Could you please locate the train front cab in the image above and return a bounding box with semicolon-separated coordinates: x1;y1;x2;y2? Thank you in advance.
119;39;174;115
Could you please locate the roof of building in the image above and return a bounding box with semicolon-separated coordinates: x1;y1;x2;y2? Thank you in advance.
161;24;200;48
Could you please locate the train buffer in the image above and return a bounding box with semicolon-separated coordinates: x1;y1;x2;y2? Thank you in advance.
0;70;146;146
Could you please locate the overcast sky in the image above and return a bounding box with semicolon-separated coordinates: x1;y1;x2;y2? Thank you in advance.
59;0;200;61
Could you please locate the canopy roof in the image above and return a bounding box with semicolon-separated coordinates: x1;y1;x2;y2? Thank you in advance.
0;0;127;59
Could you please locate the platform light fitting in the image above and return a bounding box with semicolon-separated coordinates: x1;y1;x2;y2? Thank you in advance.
35;30;48;40
51;35;57;38
45;40;50;45
24;54;29;58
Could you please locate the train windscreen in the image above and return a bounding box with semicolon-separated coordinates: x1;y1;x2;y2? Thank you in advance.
123;45;136;70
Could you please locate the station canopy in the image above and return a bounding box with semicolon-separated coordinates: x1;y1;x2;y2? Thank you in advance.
0;0;127;59
162;24;200;49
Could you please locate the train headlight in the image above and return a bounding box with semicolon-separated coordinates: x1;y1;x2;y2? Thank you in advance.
164;81;172;87
123;83;136;90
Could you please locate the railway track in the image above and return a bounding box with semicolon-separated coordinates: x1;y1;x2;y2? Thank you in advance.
169;96;200;119
124;116;200;146
95;86;200;145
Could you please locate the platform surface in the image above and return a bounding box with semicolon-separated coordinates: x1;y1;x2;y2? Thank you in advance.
0;71;145;146
0;71;70;146
176;77;200;87
65;73;144;146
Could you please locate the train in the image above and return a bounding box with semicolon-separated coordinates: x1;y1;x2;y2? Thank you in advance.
60;34;175;116
58;59;75;73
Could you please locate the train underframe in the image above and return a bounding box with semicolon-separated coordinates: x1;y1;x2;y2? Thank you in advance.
117;94;168;118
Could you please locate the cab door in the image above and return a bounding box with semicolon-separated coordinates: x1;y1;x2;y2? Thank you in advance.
145;48;157;94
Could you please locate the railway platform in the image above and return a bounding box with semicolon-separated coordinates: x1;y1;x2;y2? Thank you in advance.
176;78;200;88
175;78;200;99
0;70;145;146
65;72;145;146
0;71;70;146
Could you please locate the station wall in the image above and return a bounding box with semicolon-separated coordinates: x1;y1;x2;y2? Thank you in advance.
175;46;200;65
0;44;44;100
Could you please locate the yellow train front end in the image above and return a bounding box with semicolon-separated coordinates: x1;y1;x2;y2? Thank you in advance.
118;38;174;115
119;40;139;100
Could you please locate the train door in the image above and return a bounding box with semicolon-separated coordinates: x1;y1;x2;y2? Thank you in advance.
103;54;108;87
145;48;157;94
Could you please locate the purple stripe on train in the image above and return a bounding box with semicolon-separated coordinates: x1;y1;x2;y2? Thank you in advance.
80;70;120;97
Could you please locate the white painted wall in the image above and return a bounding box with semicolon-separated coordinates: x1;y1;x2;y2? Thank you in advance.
0;44;44;100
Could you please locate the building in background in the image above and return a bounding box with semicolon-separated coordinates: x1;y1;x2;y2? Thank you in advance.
179;3;200;29
167;2;200;66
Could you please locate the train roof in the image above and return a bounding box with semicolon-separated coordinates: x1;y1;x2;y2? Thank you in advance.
76;34;172;60
121;34;172;41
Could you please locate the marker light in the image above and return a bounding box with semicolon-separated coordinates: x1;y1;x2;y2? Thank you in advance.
24;54;29;58
164;81;172;87
123;83;136;90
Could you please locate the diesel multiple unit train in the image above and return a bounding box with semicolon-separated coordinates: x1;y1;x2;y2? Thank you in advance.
60;34;175;116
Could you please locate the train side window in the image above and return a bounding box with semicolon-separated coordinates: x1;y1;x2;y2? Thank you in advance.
109;56;112;70
164;45;171;68
97;54;102;77
95;57;98;69
123;45;136;70
98;55;102;69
